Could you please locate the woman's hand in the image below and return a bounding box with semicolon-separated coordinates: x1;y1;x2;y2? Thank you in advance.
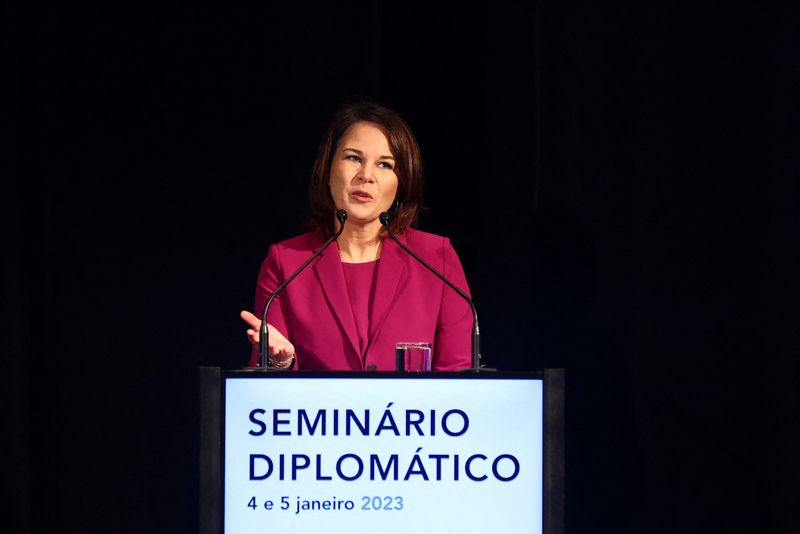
240;310;296;362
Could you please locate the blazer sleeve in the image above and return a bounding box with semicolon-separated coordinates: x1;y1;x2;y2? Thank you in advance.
248;244;292;367
432;238;473;371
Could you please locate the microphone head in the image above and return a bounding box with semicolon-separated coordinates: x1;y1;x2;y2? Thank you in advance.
336;209;348;223
379;212;392;226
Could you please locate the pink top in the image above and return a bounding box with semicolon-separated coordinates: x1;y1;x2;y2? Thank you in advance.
341;260;379;357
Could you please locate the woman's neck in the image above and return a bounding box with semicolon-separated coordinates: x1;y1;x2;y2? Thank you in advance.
337;220;383;263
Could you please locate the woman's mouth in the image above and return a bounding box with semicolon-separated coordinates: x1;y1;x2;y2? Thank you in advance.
350;190;373;202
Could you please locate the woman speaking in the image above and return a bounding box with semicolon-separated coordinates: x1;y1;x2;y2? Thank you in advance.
240;102;473;371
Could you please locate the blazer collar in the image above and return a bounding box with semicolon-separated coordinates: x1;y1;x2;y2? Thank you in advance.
313;241;361;364
366;234;410;355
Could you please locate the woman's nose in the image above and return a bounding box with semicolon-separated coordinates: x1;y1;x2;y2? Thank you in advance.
356;165;375;183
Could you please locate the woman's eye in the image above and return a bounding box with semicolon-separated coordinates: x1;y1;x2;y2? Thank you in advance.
378;162;394;170
346;155;360;162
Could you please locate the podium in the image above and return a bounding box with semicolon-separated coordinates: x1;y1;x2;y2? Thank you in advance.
199;369;564;534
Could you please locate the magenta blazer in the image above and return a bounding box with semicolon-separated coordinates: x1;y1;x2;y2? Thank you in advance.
249;228;473;371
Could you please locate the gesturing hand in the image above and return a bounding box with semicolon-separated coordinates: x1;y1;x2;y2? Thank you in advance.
240;310;296;362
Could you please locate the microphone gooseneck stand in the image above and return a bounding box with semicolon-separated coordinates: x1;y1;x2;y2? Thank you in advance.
252;209;348;371
379;212;488;372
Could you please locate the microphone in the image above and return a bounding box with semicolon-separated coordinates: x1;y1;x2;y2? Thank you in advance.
379;212;484;371
256;209;348;370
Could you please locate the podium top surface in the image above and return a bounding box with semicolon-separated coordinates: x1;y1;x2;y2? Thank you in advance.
220;369;545;380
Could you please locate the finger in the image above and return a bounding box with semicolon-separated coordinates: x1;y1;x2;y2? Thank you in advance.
270;344;290;356
240;310;261;329
273;348;295;361
246;329;259;344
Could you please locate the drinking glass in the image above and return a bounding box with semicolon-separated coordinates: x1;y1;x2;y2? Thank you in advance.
395;342;432;372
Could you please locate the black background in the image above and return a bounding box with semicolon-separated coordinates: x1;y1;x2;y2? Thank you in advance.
4;1;799;533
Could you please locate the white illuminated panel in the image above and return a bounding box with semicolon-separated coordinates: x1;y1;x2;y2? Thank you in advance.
224;376;543;534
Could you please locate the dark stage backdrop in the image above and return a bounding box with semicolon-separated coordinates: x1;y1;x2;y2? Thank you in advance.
4;2;798;533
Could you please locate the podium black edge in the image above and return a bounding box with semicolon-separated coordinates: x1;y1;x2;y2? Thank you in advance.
199;366;221;534
544;368;566;534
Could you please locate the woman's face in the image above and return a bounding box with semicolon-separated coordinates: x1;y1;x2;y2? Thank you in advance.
328;122;399;227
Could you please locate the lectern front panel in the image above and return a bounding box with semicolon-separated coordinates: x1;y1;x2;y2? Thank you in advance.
222;373;544;534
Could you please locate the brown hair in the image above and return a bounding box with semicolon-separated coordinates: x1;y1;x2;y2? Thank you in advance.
307;102;424;237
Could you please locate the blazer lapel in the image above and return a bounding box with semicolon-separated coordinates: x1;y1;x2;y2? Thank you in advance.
313;243;361;360
366;235;409;355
